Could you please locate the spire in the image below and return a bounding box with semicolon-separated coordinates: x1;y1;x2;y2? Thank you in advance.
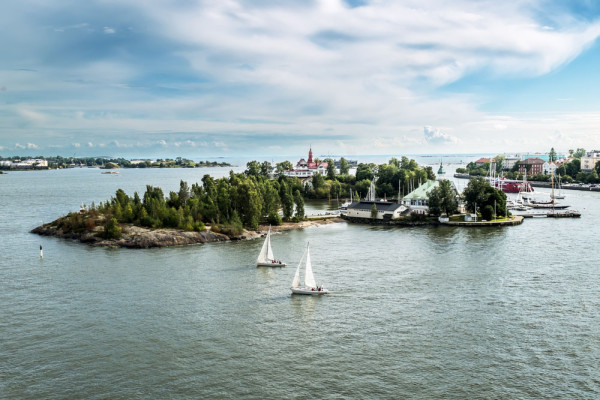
308;146;313;164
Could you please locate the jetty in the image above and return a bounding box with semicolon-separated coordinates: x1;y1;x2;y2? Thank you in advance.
441;216;524;227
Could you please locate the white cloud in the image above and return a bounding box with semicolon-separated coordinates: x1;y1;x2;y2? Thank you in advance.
423;126;459;145
73;143;81;148
103;26;116;34
14;142;40;149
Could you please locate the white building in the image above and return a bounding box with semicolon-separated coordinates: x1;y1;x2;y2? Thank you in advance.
346;201;406;220
542;161;558;175
503;156;521;171
284;148;328;179
581;150;600;172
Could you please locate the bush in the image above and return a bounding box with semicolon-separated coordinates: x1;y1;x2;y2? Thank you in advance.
481;205;495;221
103;217;122;239
267;211;282;226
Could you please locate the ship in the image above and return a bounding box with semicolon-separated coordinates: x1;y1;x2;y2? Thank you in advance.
492;178;533;193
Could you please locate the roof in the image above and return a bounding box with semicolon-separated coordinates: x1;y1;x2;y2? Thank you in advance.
475;158;491;163
348;201;403;212
402;180;439;200
520;157;545;165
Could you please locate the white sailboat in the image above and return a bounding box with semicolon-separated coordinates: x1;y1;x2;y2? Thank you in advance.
291;242;329;295
256;226;286;267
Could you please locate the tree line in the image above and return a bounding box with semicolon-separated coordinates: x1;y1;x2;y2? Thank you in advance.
247;156;435;201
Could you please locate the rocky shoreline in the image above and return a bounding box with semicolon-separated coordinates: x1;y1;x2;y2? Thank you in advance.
31;217;345;248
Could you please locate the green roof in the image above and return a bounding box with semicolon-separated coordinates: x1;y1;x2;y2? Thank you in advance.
402;180;439;200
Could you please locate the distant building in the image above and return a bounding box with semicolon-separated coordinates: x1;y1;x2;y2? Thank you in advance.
518;158;544;175
474;158;490;166
346;201;406;220
284;148;328;179
580;150;600;172
542;161;558;175
6;158;48;169
502;156;521;171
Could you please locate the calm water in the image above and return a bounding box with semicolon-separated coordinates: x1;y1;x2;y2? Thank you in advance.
1;167;599;399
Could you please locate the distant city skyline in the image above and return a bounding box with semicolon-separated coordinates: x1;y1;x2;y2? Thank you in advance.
2;0;600;157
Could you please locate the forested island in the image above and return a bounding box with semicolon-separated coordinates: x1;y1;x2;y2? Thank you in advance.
32;156;436;247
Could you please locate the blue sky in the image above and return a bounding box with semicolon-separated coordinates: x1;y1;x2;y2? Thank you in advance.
1;0;600;158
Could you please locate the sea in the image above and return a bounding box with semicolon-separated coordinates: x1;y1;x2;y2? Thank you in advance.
1;155;599;399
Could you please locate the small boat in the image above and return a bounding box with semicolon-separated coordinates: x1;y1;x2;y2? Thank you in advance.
291;242;329;295
256;226;286;267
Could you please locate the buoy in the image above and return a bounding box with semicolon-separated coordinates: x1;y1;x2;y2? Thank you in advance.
40;245;43;259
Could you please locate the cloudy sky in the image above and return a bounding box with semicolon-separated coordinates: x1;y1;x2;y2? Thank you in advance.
1;0;600;158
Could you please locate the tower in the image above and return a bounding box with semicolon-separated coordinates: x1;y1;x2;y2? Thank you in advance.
308;147;313;164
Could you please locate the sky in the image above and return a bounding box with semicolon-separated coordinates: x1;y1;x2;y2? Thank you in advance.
1;0;600;158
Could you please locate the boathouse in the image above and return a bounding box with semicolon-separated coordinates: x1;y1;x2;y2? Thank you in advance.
346;201;406;220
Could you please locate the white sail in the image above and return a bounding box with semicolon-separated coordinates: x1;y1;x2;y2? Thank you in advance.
304;245;316;288
256;227;271;264
266;229;274;261
291;246;306;288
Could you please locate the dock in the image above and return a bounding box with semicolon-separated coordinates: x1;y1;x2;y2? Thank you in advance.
442;216;524;226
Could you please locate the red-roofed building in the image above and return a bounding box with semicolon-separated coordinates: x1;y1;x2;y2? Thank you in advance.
474;158;491;166
284;148;329;179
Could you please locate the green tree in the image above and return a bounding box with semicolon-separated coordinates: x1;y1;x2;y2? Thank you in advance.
462;177;507;217
371;203;378;219
549;148;557;162
325;158;336;180
427;180;458;217
356;163;375;181
339;157;349;175
495;155;505;173
260;161;273;177
280;181;294;221
245;160;261;177
178;180;190;206
293;189;305;219
275;161;293;177
311;173;325;191
573;148;586;159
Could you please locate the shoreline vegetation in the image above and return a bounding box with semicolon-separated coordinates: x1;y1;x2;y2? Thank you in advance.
30;156;529;248
29;155;444;247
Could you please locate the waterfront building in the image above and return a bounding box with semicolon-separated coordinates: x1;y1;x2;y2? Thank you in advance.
502;156;521;171
474;157;491;166
4;158;49;169
580;150;600;172
518;157;544;175
346;201;406;220
542;161;558;175
284;148;328;179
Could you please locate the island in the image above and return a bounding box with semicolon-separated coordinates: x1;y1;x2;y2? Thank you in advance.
31;171;343;248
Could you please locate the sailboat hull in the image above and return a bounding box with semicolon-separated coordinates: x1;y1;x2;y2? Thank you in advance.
257;261;286;267
291;287;329;295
